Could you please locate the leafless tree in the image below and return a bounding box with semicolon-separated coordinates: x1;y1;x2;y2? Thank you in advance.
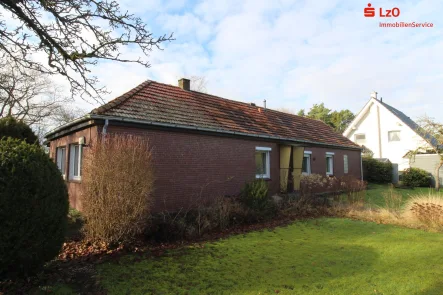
410;116;443;191
0;0;174;102
0;62;70;125
50;105;86;126
190;76;208;93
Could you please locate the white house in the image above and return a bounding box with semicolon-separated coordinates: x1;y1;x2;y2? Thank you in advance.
343;92;437;171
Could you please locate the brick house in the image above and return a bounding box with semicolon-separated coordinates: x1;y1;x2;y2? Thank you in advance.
45;78;362;212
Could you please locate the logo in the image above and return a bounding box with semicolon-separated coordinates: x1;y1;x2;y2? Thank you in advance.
364;3;400;18
364;3;375;17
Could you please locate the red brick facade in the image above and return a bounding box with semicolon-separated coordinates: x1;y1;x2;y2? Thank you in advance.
48;126;99;210
304;146;361;178
49;124;362;212
105;126;281;212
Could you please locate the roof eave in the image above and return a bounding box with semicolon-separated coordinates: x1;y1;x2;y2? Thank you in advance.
87;114;362;151
44;114;93;139
343;98;375;137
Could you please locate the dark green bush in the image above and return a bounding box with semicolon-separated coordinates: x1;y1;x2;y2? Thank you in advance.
362;157;393;183
0;138;68;278
402;167;431;187
0;116;39;144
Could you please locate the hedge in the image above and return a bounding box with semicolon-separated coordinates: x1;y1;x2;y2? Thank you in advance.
0;138;68;278
362;157;393;183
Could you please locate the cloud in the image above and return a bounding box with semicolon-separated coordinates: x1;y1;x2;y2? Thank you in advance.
16;0;441;122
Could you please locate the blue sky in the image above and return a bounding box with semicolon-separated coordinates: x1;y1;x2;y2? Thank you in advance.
72;0;443;121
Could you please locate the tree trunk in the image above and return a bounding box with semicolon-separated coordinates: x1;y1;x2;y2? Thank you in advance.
436;160;443;191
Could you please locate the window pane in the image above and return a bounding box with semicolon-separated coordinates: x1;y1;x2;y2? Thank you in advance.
56;149;61;170
344;155;348;174
389;131;400;141
255;152;266;175
56;148;66;173
355;134;366;144
326;156;333;174
74;145;79;176
302;156;308;173
61;148;65;173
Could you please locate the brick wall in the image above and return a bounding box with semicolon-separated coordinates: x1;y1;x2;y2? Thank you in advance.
49;126;99;210
305;146;362;179
105;126;280;212
49;124;362;212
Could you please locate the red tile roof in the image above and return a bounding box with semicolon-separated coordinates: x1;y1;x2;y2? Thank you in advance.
91;80;360;149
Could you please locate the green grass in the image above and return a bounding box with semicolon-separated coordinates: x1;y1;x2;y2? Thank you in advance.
98;218;443;295
33;283;76;295
365;183;443;207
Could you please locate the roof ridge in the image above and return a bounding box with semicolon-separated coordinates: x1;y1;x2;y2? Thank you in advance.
150;81;333;128
154;81;266;111
91;80;152;114
76;79;360;149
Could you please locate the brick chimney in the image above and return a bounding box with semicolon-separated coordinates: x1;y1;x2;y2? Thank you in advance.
178;78;190;91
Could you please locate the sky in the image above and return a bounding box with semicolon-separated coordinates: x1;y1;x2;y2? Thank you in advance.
7;0;443;122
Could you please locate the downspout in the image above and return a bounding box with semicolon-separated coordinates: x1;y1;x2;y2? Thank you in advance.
102;119;109;137
360;153;364;181
376;105;382;158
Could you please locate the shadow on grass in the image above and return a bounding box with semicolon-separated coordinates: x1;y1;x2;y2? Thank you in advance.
415;281;443;295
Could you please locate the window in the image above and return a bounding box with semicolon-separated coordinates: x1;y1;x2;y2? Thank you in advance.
69;144;82;180
388;131;400;142
255;147;271;179
326;152;334;175
302;151;312;175
344;155;348;174
56;147;66;178
354;134;366;144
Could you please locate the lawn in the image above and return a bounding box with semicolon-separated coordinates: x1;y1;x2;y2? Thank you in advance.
98;218;443;295
365;183;443;207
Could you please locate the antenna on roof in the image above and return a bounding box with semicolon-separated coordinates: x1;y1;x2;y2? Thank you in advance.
263;99;266;109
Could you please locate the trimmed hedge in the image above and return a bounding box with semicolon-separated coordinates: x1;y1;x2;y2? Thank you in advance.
0;138;68;278
0;116;39;145
402;167;431;187
362;157;393;183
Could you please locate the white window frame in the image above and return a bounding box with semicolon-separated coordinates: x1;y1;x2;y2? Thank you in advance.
326;152;334;176
302;151;312;175
69;144;82;181
255;147;271;179
388;130;401;142
344;154;349;174
56;147;66;179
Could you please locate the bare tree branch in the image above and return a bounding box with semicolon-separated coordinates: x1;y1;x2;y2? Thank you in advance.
0;61;71;126
0;0;174;103
190;76;208;93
